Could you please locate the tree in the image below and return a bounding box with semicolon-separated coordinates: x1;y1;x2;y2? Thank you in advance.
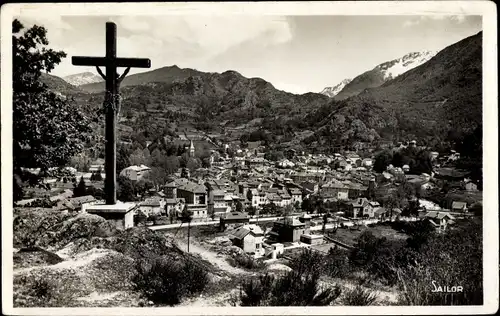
147;167;167;189
180;205;193;223
129;148;146;166
13;19;91;200
180;167;189;179
366;181;376;200
384;194;400;220
294;201;301;210
374;150;393;173
201;157;212;169
143;148;152;166
180;153;190;168
246;206;257;216
282;204;295;217
235;201;244;213
117;176;136;202
94;167;103;181
301;198;314;214
262;203;278;215
186;158;201;172
164;156;180;175
73;176;87;197
117;144;132;173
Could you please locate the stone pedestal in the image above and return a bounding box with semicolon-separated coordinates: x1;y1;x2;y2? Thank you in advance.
85;202;137;230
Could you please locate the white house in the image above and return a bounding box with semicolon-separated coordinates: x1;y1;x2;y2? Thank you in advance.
424;211;456;232
120;165;151;181
362;158;373;168
138;197;166;217
229;224;265;257
289;188;303;205
165;198;186;217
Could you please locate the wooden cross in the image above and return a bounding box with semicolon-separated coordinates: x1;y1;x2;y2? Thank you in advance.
72;22;151;205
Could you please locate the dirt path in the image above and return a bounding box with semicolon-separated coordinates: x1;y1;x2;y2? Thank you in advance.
175;238;252;276
14;248;110;276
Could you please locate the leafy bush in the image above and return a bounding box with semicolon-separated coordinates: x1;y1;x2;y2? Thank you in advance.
350;231;409;285
228;254;265;270
132;256;209;306
324;247;351;278
396;220;483;305
239;271;341;306
26;198;58;208
342;285;378;306
289;248;324;276
32;278;54;300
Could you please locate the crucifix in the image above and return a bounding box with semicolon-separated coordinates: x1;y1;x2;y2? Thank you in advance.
72;22;151;205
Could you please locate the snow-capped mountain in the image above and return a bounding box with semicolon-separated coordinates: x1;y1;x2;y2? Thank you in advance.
327;50;438;100
320;78;352;97
377;51;437;80
63;72;103;86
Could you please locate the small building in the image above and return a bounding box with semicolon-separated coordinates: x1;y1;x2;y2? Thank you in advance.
402;165;410;173
89;164;104;173
164;198;186;218
465;182;478;191
374;207;387;220
229;224;265;257
85;202;137;230
120;165;151;181
220;211;250;231
268;216;310;243
423;211;456;232
300;234;324;246
363;201;381;218
321;180;349;201
266;243;285;259
451;201;468;213
167;179;208;219
362;158;373;168
209;189;229;216
300;181;319;194
138;197;165;217
289;188;303;205
346;198;369;219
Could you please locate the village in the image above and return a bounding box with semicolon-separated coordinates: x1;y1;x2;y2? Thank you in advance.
9;13;490;308
15;134;482;265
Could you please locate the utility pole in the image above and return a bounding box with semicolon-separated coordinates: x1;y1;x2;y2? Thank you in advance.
187;220;190;253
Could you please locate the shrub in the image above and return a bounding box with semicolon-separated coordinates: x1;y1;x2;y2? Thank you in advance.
289;248;324;276
132;256;208;306
342;285;378;306
228;254;265;270
396;220;483;305
32;278;54;300
324;247;351;278
239;271;341;306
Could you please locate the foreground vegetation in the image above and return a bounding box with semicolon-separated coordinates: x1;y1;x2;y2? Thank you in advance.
232;219;482;306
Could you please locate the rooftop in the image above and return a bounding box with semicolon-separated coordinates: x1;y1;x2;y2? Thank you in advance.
230;224;264;240
124;164;151;172
86;202;137;214
223;211;250;220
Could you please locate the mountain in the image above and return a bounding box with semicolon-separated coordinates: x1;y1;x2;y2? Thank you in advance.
78;65;207;93
50;32;481;153
40;73;86;96
63;72;103;86
303;31;482;151
333;51;437;100
320;78;352;97
65;67;329;145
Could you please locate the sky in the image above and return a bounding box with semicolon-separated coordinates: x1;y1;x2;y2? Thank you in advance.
18;14;482;94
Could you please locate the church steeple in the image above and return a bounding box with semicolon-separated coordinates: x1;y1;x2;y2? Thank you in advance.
189;140;195;157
